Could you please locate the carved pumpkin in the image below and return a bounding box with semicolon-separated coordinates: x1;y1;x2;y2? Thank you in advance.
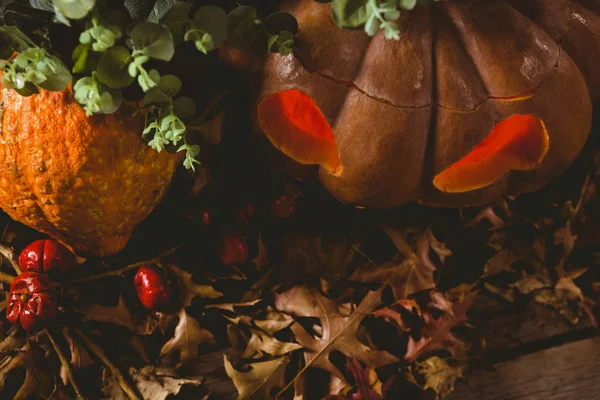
0;85;178;257
240;0;600;208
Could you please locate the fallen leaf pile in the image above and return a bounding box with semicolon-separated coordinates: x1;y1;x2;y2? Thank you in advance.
0;106;598;400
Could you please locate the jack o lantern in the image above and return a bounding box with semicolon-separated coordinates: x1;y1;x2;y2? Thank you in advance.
232;0;600;208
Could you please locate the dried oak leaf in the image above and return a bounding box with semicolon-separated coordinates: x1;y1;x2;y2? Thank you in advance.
102;365;203;400
0;341;53;400
405;292;476;362
211;302;302;360
283;234;362;280
60;328;93;386
350;227;449;299
372;299;421;332
160;309;215;368
345;359;388;400
224;354;289;400
77;295;135;329
167;263;223;307
275;285;399;381
414;356;466;399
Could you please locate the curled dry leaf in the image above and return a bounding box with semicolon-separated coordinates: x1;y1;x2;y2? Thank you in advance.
160;309;215;368
283;234;362;279
60;328;93;386
414;356;466;399
405;292;476;362
102;365;203;400
275;285;399;381
77;295;157;335
167;263;223;307
350;227;448;299
224;354;289;400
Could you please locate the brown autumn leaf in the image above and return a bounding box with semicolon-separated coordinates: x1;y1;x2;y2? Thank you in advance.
414;356;466;399
76;295;158;335
275;285;399;381
167;263;223;308
350;227;448;299
160;309;215;368
283;234;362;280
372;299;421;332
102;365;203;400
0;341;53;400
405;292;476;362
224;354;289;400
60;328;93;386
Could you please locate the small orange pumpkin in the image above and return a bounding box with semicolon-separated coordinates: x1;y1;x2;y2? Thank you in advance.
0;84;178;257
230;0;600;208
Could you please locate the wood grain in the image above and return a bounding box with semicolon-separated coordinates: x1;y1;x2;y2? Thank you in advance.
449;336;600;400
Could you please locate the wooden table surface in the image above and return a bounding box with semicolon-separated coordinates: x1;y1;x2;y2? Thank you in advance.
448;293;599;400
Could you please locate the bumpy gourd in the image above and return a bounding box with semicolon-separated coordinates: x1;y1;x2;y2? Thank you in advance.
0;84;178;256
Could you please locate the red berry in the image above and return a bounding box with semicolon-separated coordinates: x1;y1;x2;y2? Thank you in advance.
7;272;58;333
284;181;302;199
271;194;296;218
19;239;75;274
201;210;211;225
219;233;248;265
236;203;255;224
133;265;173;311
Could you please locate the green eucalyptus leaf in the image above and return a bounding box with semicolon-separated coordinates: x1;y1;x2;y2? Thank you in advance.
173;96;195;120
364;15;380;36
226;6;261;49
72;43;92;73
38;55;72;91
158;74;181;96
96;45;134;89
0;26;36;53
143;86;170;106
53;0;96;20
29;0;55;12
160;2;190;45
270;30;295;55
192;6;227;50
265;12;298;35
331;0;370;29
130;22;175;61
399;0;418;10
14;81;39;96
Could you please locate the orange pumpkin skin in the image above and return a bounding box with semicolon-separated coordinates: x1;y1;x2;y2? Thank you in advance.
0;86;177;257
242;0;600;208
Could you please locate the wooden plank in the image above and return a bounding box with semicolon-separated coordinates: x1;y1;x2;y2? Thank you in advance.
449;336;600;400
467;293;592;354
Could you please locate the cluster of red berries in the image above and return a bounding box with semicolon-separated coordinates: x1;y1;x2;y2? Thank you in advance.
7;239;74;333
5;240;176;333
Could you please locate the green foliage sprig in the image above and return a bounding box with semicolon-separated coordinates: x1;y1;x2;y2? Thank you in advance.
0;0;299;171
326;0;441;39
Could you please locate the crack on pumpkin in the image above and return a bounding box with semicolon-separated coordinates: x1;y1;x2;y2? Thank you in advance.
290;42;561;113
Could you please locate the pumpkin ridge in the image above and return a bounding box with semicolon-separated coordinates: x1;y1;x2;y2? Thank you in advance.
444;1;561;100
